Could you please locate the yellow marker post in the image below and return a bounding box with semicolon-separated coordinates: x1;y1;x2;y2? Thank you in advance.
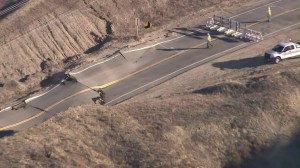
1;7;300;131
144;21;152;29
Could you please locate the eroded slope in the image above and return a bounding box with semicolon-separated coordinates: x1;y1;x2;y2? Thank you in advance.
0;57;299;168
0;0;255;105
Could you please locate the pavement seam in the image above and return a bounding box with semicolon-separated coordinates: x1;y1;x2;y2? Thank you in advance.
1;3;299;130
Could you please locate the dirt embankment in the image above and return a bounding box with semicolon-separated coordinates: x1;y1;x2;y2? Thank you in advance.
0;0;253;105
0;51;299;167
0;0;299;167
1;26;300;167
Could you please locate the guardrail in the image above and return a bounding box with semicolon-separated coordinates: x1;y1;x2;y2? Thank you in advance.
0;0;29;17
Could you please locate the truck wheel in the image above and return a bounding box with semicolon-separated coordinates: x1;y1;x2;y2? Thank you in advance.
275;57;281;64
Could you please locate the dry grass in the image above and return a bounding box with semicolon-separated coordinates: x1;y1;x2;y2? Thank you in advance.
0;59;299;167
0;1;299;167
0;0;257;106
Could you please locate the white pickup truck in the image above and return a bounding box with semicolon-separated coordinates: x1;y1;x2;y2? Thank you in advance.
264;41;300;63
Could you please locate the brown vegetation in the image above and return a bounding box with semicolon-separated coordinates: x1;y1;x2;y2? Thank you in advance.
0;0;254;105
0;31;299;167
0;63;299;168
0;0;299;167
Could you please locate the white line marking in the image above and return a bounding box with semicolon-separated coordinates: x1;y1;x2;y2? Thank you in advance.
159;43;170;49
24;79;65;103
106;22;300;105
123;34;189;53
106;43;249;105
229;0;282;19
0;107;12;113
271;4;288;10
12;20;300;110
70;0;284;76
23;21;300;106
0;80;65;112
264;22;300;37
169;47;180;52
70;29;203;75
0;0;293;111
70;54;121;75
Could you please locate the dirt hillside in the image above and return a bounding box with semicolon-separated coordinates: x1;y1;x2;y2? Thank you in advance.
0;29;299;168
0;0;256;106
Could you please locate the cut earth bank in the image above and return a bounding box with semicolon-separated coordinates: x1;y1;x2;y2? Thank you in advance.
0;0;262;106
0;28;299;167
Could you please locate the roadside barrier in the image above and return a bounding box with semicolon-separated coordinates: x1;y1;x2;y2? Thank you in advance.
244;28;263;42
206;17;214;28
206;16;263;41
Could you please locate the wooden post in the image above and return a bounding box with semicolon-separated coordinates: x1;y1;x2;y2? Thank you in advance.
135;18;140;38
243;24;247;39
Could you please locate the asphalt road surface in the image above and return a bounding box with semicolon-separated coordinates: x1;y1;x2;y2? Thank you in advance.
0;0;299;131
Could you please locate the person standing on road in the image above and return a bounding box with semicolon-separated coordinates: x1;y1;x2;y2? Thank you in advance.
267;6;272;22
207;33;213;48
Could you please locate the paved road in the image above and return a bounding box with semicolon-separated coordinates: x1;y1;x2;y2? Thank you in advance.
0;0;299;131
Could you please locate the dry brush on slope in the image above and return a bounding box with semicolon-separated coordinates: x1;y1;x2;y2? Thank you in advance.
0;65;299;168
0;0;253;105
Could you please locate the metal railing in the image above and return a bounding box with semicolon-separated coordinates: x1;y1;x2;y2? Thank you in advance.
0;0;29;17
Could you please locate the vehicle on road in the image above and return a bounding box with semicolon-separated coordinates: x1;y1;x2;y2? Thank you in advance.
264;41;300;63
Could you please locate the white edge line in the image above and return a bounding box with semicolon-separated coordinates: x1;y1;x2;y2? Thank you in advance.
2;3;297;111
106;22;300;105
123;35;186;53
70;29;201;75
69;54;120;75
263;22;300;37
68;0;284;76
229;0;282;19
24;79;65;103
70;0;283;76
106;43;248;105
0;107;12;113
18;22;300;107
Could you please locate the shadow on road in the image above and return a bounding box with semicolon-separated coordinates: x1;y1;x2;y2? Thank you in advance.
0;130;16;139
240;21;260;24
169;25;244;44
40;71;65;88
156;47;207;51
212;56;265;69
169;26;207;40
27;104;48;112
15;90;39;102
218;35;241;43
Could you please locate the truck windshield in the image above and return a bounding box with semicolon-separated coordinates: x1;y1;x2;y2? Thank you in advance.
272;45;284;52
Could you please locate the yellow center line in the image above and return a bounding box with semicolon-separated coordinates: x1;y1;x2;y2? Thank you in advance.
1;7;299;131
248;7;300;27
